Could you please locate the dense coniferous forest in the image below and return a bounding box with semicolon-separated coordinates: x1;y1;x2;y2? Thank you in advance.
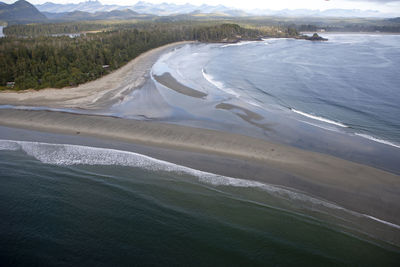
3;20;289;37
1;23;295;90
3;22;113;36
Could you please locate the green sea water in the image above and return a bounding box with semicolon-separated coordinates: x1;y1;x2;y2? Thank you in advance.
0;140;399;266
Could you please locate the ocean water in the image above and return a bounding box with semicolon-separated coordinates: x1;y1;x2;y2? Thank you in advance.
2;34;399;172
149;34;400;149
1;140;399;266
1;35;400;264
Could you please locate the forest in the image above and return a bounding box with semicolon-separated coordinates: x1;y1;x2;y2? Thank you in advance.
1;22;295;90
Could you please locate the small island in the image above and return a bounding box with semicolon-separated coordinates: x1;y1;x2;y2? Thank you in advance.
297;33;328;41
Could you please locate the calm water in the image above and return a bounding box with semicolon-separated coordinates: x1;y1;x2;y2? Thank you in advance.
150;34;400;148
0;140;399;266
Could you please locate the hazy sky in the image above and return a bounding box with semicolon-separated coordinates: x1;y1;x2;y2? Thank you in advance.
5;0;400;13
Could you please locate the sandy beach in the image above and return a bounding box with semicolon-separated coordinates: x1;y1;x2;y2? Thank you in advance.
0;41;193;109
0;41;399;247
1;109;400;227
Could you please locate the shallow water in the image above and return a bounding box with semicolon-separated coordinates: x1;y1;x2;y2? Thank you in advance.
2;34;400;173
0;140;399;266
149;34;400;149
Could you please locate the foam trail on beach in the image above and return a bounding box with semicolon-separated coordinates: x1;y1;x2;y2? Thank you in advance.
291;108;348;128
355;133;400;149
1;139;399;232
202;68;241;97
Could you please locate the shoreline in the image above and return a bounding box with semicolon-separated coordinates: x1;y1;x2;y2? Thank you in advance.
300;31;400;35
0;37;399;247
0;109;399;231
0;41;193;109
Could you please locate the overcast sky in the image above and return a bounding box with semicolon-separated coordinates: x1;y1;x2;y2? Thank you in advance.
5;0;400;13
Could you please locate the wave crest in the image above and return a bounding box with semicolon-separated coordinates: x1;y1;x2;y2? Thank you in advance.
221;41;255;48
1;139;399;232
355;133;400;149
0;140;343;212
201;68;240;97
291;108;348;128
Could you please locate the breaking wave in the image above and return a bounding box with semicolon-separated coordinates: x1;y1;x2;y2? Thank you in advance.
221;41;255;48
292;109;400;149
1;139;399;232
201;68;241;97
291;108;348;128
355;133;400;149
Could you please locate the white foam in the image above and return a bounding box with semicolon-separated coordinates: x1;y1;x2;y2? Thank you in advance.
0;140;340;211
0;140;20;151
221;41;254;48
1;139;399;231
299;120;340;133
201;69;240;97
363;215;400;230
355;133;400;149
291;108;348;128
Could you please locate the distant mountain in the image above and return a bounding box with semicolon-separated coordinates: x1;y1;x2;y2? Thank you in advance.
43;8;144;21
36;0;248;17
36;1;396;18
36;0;125;13
132;1;194;15
248;8;387;18
0;0;47;23
129;1;241;16
387;17;400;23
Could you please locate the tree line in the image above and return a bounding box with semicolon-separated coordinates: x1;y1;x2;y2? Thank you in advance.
1;23;293;91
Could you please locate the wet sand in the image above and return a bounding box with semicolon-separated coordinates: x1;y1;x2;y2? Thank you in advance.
1;109;399;237
153;72;207;98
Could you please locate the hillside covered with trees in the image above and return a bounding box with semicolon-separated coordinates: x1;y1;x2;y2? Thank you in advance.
1;23;294;90
0;0;47;24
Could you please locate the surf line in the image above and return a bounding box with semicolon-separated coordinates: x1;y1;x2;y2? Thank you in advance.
290;108;348;128
1;139;400;232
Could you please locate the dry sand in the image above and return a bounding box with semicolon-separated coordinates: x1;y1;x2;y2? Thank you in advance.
0;42;192;109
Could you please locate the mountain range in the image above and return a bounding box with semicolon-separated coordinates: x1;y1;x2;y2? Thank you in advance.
36;0;122;13
0;0;153;24
1;0;398;25
42;9;149;22
36;0;394;18
36;1;247;17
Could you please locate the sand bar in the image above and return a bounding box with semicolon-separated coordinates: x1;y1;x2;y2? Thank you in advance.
0;109;399;231
153;72;207;98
